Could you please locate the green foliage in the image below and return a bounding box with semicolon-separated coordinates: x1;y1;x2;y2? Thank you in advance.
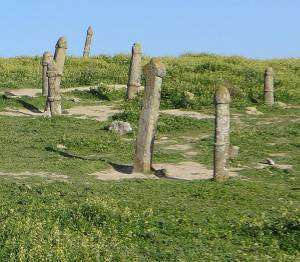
1;54;300;108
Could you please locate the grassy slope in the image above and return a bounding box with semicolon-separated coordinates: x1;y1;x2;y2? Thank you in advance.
0;55;299;260
0;54;300;106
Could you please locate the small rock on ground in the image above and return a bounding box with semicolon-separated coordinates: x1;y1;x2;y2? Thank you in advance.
109;121;132;135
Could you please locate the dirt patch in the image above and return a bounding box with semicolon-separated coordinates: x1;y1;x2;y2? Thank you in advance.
1;86;98;98
0;108;43;117
161;109;213;120
65;105;121;121
164;144;193;151
90;161;237;181
0;171;68;181
255;163;293;170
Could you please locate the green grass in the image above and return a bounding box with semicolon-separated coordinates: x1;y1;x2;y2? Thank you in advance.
0;54;299;260
1;54;300;107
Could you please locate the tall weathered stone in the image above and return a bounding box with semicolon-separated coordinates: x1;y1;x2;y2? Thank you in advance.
264;67;274;106
126;43;142;100
213;85;231;182
83;26;93;58
133;58;166;173
45;37;67;117
46;61;61;116
54;37;67;74
41;52;53;96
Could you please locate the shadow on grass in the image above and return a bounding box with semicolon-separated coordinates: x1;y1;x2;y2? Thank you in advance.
45;146;181;180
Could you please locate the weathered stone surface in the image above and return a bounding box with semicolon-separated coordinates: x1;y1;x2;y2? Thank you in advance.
41;52;53;96
83;26;93;58
126;43;142;100
214;85;231;182
184;91;195;102
229;145;240;159
245;107;263;115
109;121;132;135
263;158;275;166
45;37;67;117
45;61;61;117
264;67;274;106
133;58;166;173
54;37;67;73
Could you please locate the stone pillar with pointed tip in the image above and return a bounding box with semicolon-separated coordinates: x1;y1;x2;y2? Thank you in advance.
213;85;231;182
126;43;142;100
83;26;94;58
41;52;53;96
45;37;67;117
133;58;166;173
264;67;274;106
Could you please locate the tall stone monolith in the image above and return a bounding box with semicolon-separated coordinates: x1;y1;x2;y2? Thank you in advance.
46;61;61;116
54;37;67;74
264;67;274;106
45;37;67;117
41;52;53;96
83;26;93;58
126;43;142;100
133;58;166;173
213;85;231;182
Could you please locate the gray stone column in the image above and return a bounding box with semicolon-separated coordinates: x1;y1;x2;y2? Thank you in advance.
54;37;67;74
264;67;274;106
83;26;93;58
213;85;231;182
45;37;67;117
126;43;142;100
46;61;62;116
41;52;53;96
133;58;166;173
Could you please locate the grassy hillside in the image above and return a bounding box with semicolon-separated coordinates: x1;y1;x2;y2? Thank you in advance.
0;54;299;260
0;54;299;108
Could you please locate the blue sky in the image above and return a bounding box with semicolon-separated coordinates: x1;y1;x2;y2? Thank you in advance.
0;0;299;58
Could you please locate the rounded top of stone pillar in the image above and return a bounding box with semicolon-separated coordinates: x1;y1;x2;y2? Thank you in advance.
144;58;166;78
215;85;231;104
87;26;93;35
265;67;273;76
132;42;142;54
55;37;68;49
42;51;53;63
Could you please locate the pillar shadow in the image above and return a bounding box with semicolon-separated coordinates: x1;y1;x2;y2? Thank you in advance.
16;99;42;113
45;146;185;180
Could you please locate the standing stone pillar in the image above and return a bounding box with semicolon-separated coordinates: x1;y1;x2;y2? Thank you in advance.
45;37;67;117
126;43;142;100
41;52;53;96
133;58;166;173
46;61;61;116
83;26;93;58
264;67;274;106
213;85;231;182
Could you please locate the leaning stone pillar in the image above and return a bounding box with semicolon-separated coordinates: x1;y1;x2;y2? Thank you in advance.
133;58;166;173
264;67;274;106
41;52;53;96
54;37;67;74
83;26;93;58
45;37;67;117
213;85;231;182
126;43;142;100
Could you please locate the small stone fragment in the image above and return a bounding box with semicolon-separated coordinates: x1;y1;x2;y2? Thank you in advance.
109;121;132;135
245;107;263;115
184;91;195;102
264;158;275;166
275;101;288;109
56;144;66;150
